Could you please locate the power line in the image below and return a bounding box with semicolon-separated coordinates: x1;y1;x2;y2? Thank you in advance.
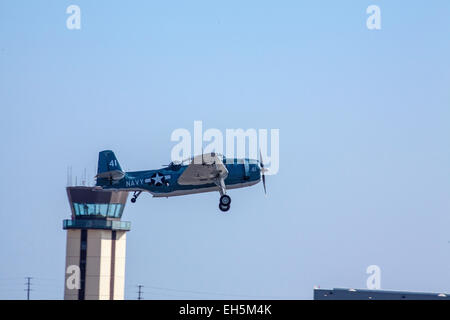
24;277;32;300
137;285;144;300
127;282;291;299
144;284;285;298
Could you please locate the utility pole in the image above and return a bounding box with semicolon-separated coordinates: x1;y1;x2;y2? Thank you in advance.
137;285;144;300
25;277;32;300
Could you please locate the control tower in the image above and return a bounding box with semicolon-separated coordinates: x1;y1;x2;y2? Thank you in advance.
63;186;130;300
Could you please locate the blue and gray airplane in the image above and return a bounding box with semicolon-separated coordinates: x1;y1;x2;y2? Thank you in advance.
95;150;267;212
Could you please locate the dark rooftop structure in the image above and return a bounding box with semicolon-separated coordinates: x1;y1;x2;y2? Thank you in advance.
314;288;450;300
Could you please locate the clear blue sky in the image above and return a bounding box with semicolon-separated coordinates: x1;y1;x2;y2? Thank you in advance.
0;0;449;299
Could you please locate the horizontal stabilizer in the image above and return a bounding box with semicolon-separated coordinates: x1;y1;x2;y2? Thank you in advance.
96;169;125;180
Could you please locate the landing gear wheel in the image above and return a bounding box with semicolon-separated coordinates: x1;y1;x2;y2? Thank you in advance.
220;195;231;206
131;197;136;203
219;203;230;212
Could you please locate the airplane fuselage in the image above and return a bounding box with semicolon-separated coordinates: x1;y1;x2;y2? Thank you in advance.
99;158;261;198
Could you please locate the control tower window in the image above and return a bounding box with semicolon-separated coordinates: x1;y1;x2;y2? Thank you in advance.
72;203;124;219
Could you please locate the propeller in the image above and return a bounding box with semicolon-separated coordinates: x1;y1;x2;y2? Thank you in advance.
259;151;268;194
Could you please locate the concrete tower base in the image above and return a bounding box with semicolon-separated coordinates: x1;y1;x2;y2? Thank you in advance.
64;229;127;300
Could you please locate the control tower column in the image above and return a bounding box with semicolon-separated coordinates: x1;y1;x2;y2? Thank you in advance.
63;186;130;300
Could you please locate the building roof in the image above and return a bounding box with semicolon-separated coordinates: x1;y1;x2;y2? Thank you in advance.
314;288;449;300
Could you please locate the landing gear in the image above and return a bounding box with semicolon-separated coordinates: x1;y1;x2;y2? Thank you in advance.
219;195;231;212
131;191;142;203
214;177;231;212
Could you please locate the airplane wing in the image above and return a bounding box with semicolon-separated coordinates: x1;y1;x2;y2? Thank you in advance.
177;153;228;186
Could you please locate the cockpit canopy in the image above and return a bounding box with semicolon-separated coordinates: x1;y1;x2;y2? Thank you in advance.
167;161;182;171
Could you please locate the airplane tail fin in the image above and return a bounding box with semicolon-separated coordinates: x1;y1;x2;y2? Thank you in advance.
96;150;125;185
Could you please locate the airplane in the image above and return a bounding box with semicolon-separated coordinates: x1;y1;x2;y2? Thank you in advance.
95;150;268;212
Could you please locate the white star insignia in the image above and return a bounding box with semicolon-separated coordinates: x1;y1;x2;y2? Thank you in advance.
152;173;164;185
